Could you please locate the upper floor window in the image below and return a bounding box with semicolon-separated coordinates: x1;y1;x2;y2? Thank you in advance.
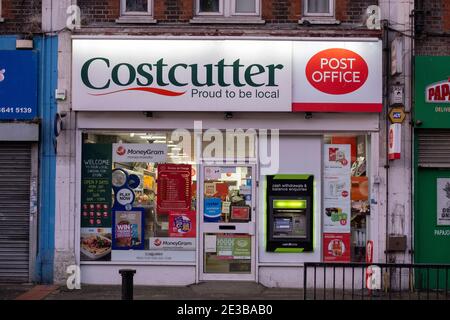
117;0;156;24
0;0;4;22
192;0;264;23
301;0;339;24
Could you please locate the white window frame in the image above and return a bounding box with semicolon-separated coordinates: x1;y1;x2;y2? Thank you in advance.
303;0;334;18
120;0;153;17
0;0;4;22
196;0;260;18
231;0;259;17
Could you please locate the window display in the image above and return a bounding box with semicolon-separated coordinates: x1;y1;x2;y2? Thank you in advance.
323;135;370;262
80;132;197;263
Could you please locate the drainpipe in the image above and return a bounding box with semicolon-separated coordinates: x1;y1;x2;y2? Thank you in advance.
382;19;390;264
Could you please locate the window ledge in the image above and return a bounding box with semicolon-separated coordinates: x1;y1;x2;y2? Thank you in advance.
299;18;341;25
190;17;265;25
116;16;157;24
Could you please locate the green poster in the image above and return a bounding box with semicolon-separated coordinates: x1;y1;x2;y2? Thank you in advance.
232;237;251;259
81;144;112;228
414;56;450;128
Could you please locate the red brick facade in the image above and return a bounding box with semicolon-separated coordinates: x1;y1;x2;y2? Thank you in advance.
0;0;42;34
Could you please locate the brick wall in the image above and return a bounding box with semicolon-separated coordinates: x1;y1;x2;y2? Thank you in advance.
78;0;119;24
73;0;379;26
0;0;42;34
415;0;450;56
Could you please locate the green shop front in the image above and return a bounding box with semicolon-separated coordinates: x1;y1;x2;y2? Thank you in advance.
414;56;450;289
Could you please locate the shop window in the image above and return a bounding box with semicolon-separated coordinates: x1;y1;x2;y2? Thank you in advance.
116;0;156;24
300;0;339;25
191;0;264;24
322;135;370;263
80;131;197;263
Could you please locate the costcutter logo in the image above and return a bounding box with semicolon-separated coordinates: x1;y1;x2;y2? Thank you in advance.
116;146;126;156
80;57;284;97
305;48;369;95
0;69;5;82
426;78;450;103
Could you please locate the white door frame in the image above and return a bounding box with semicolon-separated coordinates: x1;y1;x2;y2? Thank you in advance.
199;162;257;281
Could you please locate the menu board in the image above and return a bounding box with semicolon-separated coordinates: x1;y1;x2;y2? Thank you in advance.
81;144;112;228
157;164;192;214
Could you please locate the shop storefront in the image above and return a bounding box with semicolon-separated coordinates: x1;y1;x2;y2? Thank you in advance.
0;49;39;283
70;38;382;287
414;56;450;289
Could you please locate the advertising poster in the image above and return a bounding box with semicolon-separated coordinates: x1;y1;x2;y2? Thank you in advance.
323;144;351;234
81;144;112;229
324;144;352;174
323;233;351;262
230;206;250;222
168;210;196;237
0;51;38;120
204;197;222;221
157;164;192;214
80;228;112;261
216;235;251;260
323;201;351;233
112;209;145;250
437;179;450;226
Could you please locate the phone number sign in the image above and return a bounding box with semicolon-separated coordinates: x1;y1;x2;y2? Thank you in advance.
0;51;38;120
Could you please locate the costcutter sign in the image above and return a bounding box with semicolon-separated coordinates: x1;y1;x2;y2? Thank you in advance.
72;39;382;113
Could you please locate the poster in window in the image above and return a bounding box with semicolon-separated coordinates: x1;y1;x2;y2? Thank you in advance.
80;228;112;261
157;164;192;215
323;233;351;262
112;208;145;250
168;210;196;238
437;178;450;226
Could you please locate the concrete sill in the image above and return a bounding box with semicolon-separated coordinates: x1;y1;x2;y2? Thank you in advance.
299;18;341;25
115;16;157;24
0;17;4;23
190;17;265;25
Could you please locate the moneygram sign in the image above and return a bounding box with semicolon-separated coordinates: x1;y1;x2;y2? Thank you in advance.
72;39;382;112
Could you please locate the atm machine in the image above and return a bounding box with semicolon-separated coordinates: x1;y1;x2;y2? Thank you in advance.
266;175;314;252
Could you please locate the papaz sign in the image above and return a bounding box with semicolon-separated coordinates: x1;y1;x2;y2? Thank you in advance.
72;39;382;113
426;79;450;103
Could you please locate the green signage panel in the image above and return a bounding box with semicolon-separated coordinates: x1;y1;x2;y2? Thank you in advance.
414;56;450;128
81;144;113;228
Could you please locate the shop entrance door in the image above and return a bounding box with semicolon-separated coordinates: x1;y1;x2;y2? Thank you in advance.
199;164;256;281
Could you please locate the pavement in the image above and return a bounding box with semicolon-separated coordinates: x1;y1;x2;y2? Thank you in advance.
0;282;303;300
1;282;448;300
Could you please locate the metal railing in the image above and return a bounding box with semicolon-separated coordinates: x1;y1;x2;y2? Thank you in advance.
303;262;450;300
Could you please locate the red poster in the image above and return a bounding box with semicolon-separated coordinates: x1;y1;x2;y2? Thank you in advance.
230;206;250;221
323;233;351;262
157;164;192;215
168;210;196;237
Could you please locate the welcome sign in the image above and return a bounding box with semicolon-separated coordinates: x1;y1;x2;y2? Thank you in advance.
72;39;382;112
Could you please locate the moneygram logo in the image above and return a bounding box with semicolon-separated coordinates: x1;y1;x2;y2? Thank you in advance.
116;146;126;156
153;238;162;246
306;48;369;95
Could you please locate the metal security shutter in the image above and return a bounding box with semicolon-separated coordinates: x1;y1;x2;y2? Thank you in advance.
0;143;31;283
418;130;450;168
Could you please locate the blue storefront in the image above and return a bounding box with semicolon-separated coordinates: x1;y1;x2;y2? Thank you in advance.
0;35;57;283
